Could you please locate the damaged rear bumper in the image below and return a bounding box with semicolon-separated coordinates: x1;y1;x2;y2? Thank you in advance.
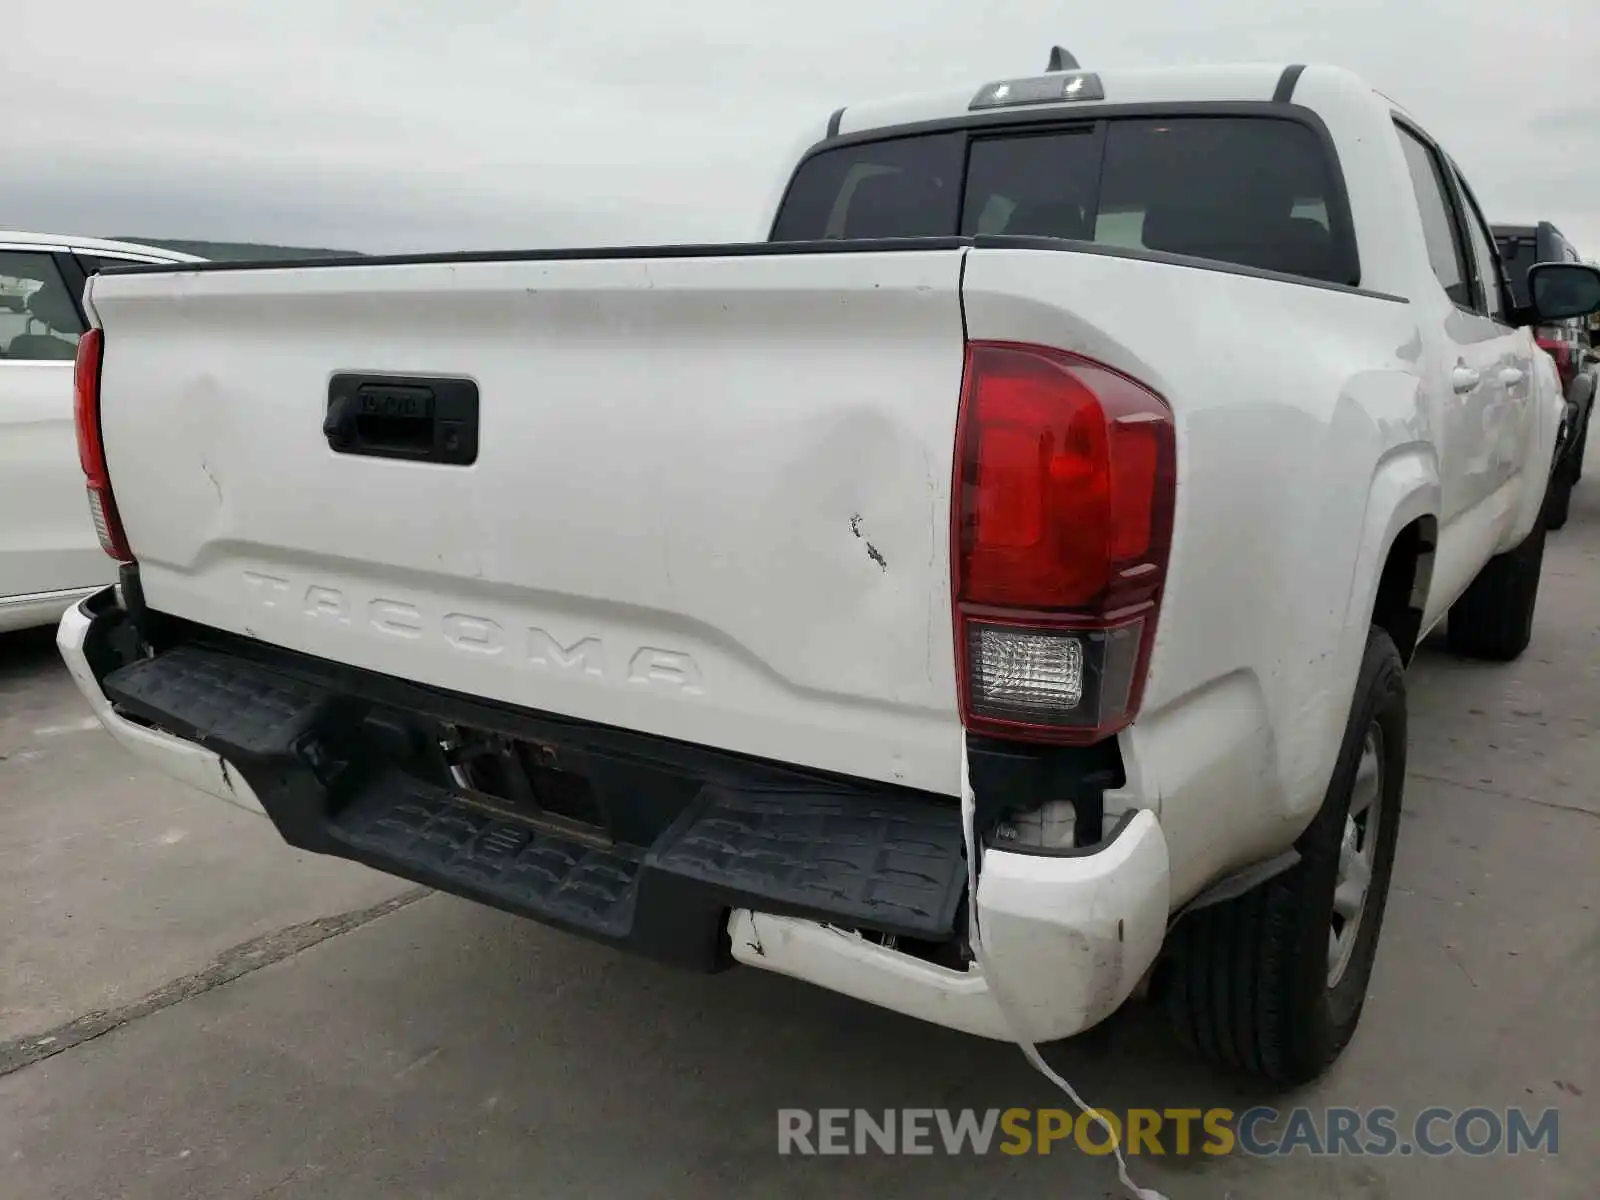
57;590;268;814
730;808;1168;1041
60;585;1170;1041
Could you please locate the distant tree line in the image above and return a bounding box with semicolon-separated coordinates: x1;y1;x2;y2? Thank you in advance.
108;238;363;261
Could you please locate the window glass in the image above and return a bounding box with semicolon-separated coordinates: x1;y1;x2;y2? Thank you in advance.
770;132;963;242
773;116;1355;285
959;119;1348;282
961;130;1099;242
0;251;83;361
1089;118;1348;282
1453;175;1503;320
1395;125;1473;307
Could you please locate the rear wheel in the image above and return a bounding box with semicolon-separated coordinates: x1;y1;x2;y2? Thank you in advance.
1545;455;1575;531
1163;627;1405;1085
1445;509;1547;661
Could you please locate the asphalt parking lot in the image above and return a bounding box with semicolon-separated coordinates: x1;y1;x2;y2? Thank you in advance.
1;473;1596;1198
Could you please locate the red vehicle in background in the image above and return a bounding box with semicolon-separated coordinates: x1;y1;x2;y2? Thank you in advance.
1495;221;1595;528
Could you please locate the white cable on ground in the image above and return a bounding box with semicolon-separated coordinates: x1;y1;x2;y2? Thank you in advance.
961;748;1170;1200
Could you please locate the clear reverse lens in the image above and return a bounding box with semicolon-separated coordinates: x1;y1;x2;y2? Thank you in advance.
87;488;114;553
963;618;1146;732
969;625;1084;716
85;487;129;560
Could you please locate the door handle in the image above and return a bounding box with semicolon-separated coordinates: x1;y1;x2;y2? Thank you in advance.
1451;366;1481;394
1498;367;1526;389
324;375;480;465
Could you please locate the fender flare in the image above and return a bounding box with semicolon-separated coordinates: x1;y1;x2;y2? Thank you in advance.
1342;443;1441;651
1568;369;1595;415
1501;354;1569;547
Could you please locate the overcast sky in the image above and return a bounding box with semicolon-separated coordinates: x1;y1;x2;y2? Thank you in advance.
5;0;1597;254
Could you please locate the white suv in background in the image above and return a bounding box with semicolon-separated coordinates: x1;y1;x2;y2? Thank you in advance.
0;233;203;634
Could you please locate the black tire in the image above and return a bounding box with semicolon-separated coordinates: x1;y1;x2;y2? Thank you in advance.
1444;511;1547;661
1548;473;1574;531
1573;419;1589;484
1164;627;1406;1085
1545;448;1576;531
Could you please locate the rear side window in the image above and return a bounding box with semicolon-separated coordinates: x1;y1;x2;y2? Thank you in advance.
1456;196;1504;321
773;116;1354;286
1395;125;1472;308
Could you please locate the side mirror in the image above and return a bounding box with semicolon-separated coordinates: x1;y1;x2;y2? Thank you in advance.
1527;261;1600;323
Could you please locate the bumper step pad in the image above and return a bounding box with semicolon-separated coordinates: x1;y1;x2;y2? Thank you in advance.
103;644;966;961
657;788;965;938
104;644;331;758
332;773;646;938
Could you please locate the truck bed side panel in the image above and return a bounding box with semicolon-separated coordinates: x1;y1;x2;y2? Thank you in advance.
961;245;1426;897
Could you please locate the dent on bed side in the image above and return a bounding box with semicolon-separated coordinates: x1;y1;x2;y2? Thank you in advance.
1116;669;1286;906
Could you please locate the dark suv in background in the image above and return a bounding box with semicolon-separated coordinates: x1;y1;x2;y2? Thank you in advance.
1494;221;1595;528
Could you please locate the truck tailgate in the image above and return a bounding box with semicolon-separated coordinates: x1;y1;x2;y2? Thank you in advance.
89;249;968;794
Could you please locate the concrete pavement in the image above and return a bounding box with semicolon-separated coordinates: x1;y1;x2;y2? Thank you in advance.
0;626;413;1043
0;471;1595;1198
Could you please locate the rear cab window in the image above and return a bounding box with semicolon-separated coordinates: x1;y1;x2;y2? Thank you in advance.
772;115;1357;287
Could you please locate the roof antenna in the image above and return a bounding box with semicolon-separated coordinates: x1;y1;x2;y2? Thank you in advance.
1046;46;1080;72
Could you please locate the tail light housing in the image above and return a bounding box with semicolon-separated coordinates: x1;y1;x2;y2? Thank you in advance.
1536;333;1574;387
72;328;134;562
951;342;1175;744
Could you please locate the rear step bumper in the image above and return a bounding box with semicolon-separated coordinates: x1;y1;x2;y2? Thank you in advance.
59;588;1170;1041
91;652;967;966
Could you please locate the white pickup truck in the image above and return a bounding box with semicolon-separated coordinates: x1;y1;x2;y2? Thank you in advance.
59;61;1600;1085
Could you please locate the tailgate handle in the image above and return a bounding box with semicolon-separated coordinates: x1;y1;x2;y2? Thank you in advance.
325;374;479;465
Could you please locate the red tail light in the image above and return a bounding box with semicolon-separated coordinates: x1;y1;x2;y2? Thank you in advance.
951;342;1175;744
72;328;134;562
1536;334;1574;386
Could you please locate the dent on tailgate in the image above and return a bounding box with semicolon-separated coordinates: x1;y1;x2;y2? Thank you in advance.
90;247;973;794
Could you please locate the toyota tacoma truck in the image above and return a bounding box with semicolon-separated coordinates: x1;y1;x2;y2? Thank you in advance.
58;61;1600;1085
